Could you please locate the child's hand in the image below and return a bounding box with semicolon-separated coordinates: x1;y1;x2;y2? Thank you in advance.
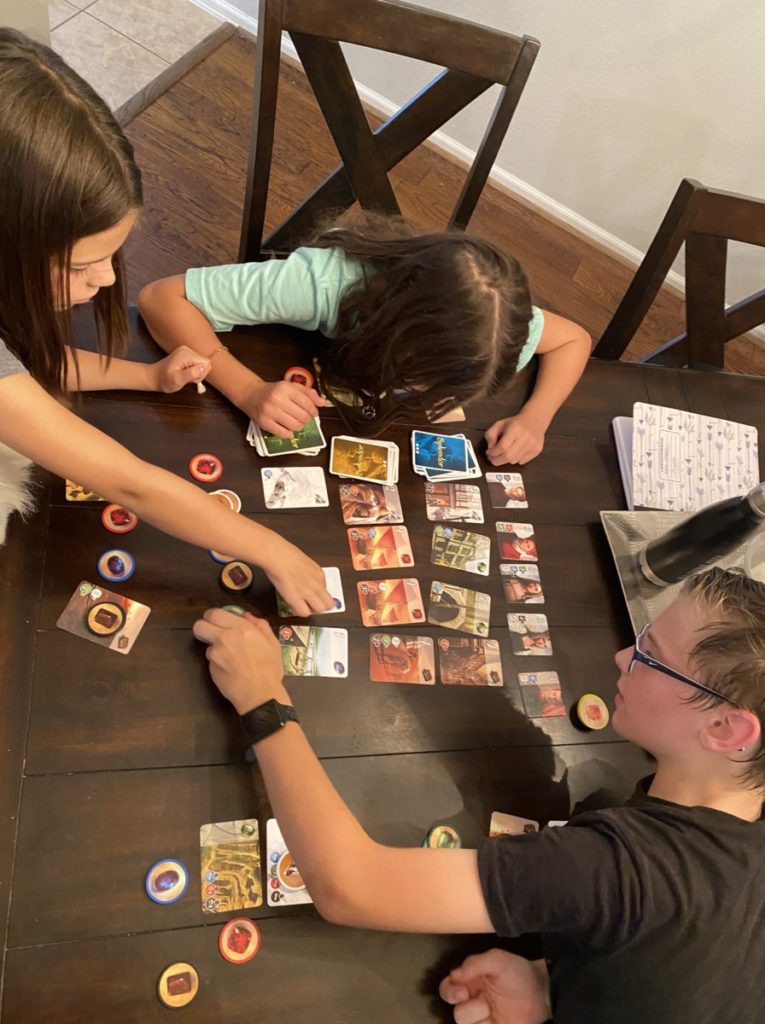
439;949;551;1024
246;380;324;438
192;609;289;714
485;411;547;466
259;535;335;617
154;345;211;393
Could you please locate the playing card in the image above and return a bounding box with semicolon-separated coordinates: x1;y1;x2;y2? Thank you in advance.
65;480;106;502
266;819;313;907
427;581;491;636
199;818;262;913
412;431;468;474
277;567;345;616
278;625;348;677
356;578;425;627
489;811;539;837
57;580;150;654
500;564;544;604
486;472;528;508
437;637;503;686
261;466;329;509
496;522;538;561
347;525;414;571
338;481;404;525
430;525;490;575
507;612;552;655
424;482;484;523
369;633;435;684
248;416;326;457
329;436;398;484
518;671;565;717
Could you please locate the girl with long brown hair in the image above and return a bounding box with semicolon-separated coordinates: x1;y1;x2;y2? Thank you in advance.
0;29;331;615
139;218;592;466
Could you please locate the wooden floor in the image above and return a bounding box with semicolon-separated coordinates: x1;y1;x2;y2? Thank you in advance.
123;30;764;377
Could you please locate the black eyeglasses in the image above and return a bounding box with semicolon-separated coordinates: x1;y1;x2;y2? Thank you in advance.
628;624;740;707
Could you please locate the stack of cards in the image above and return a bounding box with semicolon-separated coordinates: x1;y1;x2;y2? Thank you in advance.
329;436;399;485
247;417;327;457
411;431;481;482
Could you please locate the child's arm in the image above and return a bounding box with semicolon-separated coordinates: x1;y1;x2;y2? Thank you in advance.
138;274;324;438
193;609;495;935
0;373;333;616
65;346;209;393
485;312;592;466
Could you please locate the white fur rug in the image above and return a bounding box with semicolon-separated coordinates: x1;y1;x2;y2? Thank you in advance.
0;443;35;546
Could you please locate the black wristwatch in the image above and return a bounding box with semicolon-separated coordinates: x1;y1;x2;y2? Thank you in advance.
240;699;298;761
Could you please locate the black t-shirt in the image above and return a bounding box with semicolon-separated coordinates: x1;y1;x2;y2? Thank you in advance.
478;776;765;1024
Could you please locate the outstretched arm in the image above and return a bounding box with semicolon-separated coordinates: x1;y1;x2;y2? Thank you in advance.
193;609;495;935
65;345;209;393
485;311;592;466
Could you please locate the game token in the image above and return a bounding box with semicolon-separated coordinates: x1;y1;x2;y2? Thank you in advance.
101;503;138;534
97;548;135;583
423;824;462;849
576;693;610;730
210;488;242;513
283;365;314;388
210;548;235;564
145;858;189;904
157;962;199;1008
189;452;223;483
222;604;247;617
218;917;262;965
85;601;125;637
220;560;254;593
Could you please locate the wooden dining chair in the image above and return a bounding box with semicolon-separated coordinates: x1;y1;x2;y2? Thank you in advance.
594;178;765;370
239;0;540;261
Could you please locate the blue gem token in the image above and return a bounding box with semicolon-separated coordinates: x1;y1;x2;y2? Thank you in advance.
97;548;135;583
145;858;189;905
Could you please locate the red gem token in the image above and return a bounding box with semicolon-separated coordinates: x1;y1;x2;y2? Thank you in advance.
101;503;138;534
189;453;223;483
283;366;314;389
218;917;261;965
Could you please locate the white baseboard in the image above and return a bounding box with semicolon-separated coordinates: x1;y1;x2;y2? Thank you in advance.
191;0;765;347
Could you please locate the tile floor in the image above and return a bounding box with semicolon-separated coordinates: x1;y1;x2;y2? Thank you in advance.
48;0;222;111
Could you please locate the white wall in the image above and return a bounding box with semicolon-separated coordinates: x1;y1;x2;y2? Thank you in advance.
0;0;49;43
195;0;765;302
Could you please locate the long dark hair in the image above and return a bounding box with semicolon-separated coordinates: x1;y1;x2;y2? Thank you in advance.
310;215;532;434
0;29;142;392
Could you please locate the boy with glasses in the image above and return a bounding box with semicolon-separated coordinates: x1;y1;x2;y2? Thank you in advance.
193;567;765;1024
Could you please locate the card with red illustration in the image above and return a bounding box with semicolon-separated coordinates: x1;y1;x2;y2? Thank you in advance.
356;578;425;627
347;525;414;571
369;633;435;684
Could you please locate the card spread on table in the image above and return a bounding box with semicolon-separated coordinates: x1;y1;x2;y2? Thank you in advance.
199;818;262;914
369;633;435;684
57;580;150;654
518;671;565;717
489;811;540;837
329;436;399;485
356;578;425;627
495;522;538;562
437;637;503;686
424;482;484;523
261;466;329;509
411;431;481;482
347;525;414;571
427;580;490;636
507;612;552;655
338;481;404;525
430;525;491;575
277;567;345;616
278;625;348;677
486;472;528;509
247;416;326;457
266;819;313;907
500;564;544;604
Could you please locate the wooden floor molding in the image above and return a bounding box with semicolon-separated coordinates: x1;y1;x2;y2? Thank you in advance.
123;29;764;377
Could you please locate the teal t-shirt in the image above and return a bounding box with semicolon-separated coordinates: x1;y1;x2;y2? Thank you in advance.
185;246;544;370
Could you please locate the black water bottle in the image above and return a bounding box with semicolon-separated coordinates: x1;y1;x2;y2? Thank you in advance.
639;481;765;586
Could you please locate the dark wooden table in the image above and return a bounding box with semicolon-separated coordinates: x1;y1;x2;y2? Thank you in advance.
1;315;763;1022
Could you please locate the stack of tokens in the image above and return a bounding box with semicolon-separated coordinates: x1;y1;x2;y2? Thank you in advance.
220;560;253;593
